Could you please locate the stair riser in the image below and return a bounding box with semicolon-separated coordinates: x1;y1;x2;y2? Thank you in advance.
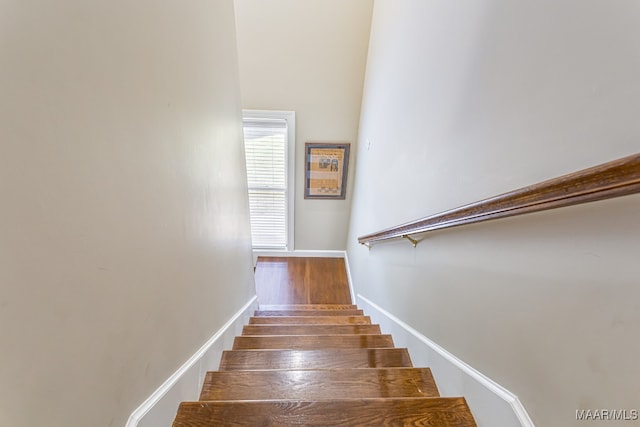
259;304;357;310
254;309;364;316
219;349;413;370
249;316;372;325
242;324;381;335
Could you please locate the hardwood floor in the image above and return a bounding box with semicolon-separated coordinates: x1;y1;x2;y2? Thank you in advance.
255;257;352;305
172;257;477;426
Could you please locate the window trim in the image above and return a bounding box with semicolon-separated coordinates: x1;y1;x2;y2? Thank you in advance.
242;109;295;251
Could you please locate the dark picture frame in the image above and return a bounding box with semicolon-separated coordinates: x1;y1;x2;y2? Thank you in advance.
304;142;350;200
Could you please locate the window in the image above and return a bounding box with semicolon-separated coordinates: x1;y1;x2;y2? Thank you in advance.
242;110;295;250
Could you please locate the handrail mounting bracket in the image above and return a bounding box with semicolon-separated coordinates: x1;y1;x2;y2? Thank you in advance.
402;234;418;247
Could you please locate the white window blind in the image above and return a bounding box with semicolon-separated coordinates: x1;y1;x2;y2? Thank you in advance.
243;117;289;249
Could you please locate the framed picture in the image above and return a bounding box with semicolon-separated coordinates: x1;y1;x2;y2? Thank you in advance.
304;142;350;199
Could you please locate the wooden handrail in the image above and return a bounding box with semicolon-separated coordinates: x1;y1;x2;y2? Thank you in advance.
358;153;640;246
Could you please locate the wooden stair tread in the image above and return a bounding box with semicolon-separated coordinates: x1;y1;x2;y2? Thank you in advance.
254;309;364;316
259;304;357;310
172;257;477;426
219;348;413;370
233;334;394;350
242;324;381;335
199;368;438;400
173;397;478;426
249;315;371;325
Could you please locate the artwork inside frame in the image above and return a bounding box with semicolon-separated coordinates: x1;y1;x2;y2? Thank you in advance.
304;142;350;200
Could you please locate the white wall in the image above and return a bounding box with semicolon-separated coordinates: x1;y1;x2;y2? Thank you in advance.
347;1;640;426
0;1;255;426
234;0;373;250
131;297;258;427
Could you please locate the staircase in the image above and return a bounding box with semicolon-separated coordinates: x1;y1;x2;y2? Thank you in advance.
172;303;477;426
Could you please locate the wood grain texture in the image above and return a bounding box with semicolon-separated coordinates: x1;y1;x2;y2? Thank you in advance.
359;152;640;245
259;304;357;310
255;257;352;304
249;315;372;325
173;397;477;426
233;334;394;350
219;348;414;370
199;368;439;400
172;257;478;426
242;324;381;335
254;309;364;317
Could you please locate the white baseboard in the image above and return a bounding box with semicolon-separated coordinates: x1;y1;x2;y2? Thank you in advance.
343;251;356;305
125;296;259;427
252;249;346;265
357;294;535;427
